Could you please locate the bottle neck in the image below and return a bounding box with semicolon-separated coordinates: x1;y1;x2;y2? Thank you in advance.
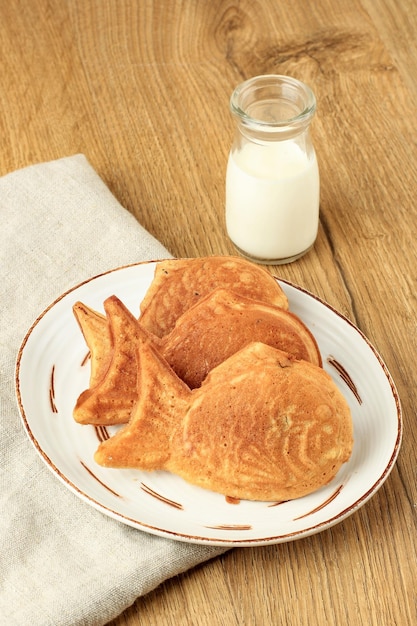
230;74;316;142
234;117;314;143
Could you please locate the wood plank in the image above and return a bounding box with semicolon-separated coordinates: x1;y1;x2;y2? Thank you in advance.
0;1;416;624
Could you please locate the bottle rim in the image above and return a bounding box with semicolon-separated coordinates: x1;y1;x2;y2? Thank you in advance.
230;74;316;132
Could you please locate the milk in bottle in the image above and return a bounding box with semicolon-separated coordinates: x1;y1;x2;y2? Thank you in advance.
225;75;319;264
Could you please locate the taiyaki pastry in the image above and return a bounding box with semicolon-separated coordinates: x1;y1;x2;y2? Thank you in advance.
73;285;322;425
94;340;353;502
160;288;322;388
139;256;289;337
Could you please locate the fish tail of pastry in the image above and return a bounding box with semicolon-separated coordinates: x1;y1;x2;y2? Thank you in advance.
72;301;112;389
94;338;192;469
73;296;143;425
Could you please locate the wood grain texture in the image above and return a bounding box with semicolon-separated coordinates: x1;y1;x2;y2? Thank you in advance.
1;0;416;624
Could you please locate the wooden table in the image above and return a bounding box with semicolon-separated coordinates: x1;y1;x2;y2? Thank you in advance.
2;1;416;624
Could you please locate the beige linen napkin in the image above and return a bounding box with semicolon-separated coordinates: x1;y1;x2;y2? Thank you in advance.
0;154;226;625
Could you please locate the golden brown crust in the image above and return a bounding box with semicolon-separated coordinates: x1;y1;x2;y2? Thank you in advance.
73;296;157;425
160;288;321;387
95;341;353;502
94;340;191;469
171;343;353;501
72;302;111;388
139;256;289;337
73;259;352;502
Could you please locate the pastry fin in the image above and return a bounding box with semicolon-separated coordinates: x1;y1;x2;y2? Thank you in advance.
94;339;192;469
73;296;153;425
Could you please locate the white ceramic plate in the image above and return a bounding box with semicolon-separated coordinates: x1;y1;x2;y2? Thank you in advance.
15;261;402;546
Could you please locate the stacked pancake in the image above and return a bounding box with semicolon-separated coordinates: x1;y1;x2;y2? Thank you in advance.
73;256;353;501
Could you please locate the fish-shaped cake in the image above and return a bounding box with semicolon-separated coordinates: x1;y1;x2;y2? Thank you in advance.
94;333;353;502
73;292;321;424
160;287;321;387
139;256;289;337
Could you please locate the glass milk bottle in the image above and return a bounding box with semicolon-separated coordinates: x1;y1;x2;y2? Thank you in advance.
225;75;320;264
